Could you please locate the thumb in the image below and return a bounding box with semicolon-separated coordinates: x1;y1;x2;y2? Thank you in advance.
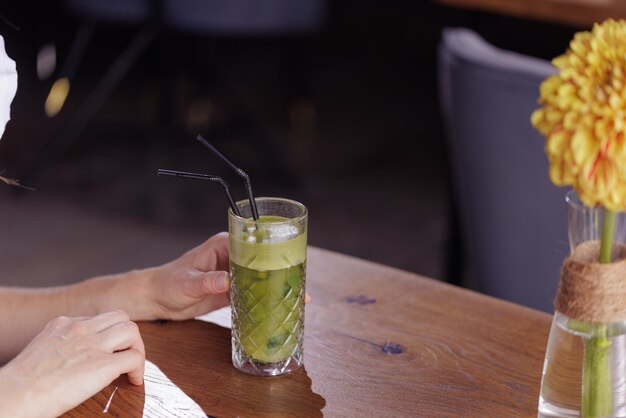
195;271;230;296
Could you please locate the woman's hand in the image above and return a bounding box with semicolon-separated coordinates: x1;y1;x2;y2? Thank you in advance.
143;232;231;320
0;311;144;418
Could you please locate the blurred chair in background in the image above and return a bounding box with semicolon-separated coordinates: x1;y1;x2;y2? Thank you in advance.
44;0;157;119
26;0;326;187
438;27;564;312
163;0;325;34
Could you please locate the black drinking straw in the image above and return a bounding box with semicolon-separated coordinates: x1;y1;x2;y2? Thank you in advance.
196;135;259;220
157;169;241;217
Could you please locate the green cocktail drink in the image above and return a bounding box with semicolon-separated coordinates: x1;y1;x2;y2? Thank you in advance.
229;198;307;376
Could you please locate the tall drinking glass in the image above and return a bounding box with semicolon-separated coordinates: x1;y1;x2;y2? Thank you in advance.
228;197;308;376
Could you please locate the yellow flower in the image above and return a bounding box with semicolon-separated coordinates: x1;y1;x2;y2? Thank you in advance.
531;19;626;211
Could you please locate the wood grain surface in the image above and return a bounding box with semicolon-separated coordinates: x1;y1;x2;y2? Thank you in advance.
437;0;626;28
65;247;552;417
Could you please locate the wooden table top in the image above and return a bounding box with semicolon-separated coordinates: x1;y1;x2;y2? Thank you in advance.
437;0;626;28
64;247;552;417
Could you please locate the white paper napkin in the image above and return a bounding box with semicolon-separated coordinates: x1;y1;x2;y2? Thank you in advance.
196;306;232;329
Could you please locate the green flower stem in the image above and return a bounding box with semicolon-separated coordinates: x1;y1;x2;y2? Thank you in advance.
600;210;617;264
583;324;612;417
582;208;616;418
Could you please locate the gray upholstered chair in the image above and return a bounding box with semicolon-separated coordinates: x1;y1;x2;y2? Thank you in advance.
438;28;566;312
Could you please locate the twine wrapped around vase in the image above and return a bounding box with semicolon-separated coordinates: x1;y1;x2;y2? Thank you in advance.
555;240;626;323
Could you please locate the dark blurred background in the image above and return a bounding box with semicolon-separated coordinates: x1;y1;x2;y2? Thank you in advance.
0;1;580;289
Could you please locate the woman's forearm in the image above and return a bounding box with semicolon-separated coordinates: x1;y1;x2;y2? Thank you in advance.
60;269;154;320
0;269;152;364
0;286;69;363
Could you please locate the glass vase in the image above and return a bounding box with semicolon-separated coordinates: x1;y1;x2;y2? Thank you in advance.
538;191;626;417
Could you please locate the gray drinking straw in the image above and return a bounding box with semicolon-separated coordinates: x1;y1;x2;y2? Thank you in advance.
196;135;260;221
157;169;241;217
